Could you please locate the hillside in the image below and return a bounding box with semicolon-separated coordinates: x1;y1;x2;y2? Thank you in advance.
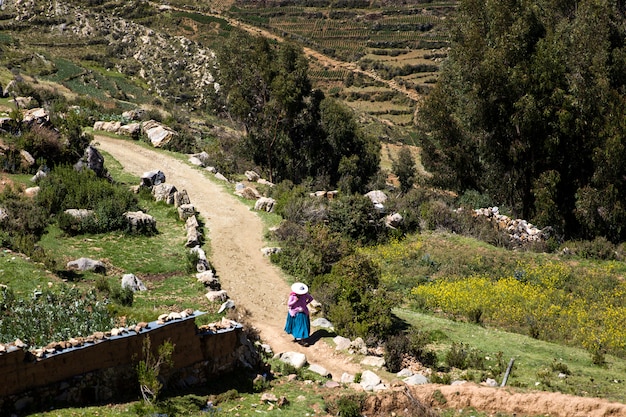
1;0;626;415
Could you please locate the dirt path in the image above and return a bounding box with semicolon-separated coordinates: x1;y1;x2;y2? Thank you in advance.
93;136;626;417
93;135;362;381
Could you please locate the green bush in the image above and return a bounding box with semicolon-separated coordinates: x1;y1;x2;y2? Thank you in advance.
326;394;364;417
0;185;51;251
327;194;388;245
312;253;396;341
110;285;134;307
36;165;139;234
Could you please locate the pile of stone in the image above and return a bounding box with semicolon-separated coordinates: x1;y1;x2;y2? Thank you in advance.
197;317;240;333
93;119;178;148
473;206;548;245
157;308;196;325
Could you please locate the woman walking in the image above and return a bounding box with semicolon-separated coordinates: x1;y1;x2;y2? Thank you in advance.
284;282;314;346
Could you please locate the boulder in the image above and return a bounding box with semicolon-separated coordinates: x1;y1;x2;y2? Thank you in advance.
140;170;166;187
185;215;199;230
217;299;235;313
141;120;178;148
236;186;260;200
124;211;156;234
341;373;355;383
365;190;387;205
279;351;307;369
122;109;145;120
261;247;282;256
185;227;202;248
403;374;429;386
23;108;49;125
174;189;191;207
20;150;35;168
334;336;352;351
385;212;403;228
350;337;368;355
359;370;382;391
64;209;94;220
30;167;49;183
254;197;275;212
118;122;141;137
308;364;330;378
205;290;228;302
177;203;196;220
14;96;34;108
361;356;385;368
214;172;228;182
152;183;177;204
74;145;107;178
122;274;147;292
189;151;210;167
67;257;106;273
310;317;332;329
245;170;260;181
24;186;40;197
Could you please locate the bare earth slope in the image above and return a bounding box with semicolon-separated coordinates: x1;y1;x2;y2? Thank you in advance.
93;136;626;417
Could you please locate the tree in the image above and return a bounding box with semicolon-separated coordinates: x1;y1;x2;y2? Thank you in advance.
216;32;380;190
392;147;417;194
418;0;626;240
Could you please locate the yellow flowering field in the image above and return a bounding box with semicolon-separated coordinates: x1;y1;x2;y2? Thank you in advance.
411;262;626;355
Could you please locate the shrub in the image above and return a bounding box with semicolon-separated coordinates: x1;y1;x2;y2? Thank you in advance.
326;394;364;417
137;336;175;404
0;185;51;251
313;253;396;341
445;342;470;369
110;285;134;307
327;194;388;245
36;165;139;234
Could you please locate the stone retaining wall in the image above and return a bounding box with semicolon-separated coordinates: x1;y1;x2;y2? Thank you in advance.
0;313;260;415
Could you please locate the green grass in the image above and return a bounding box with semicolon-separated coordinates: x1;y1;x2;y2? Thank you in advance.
396;308;626;403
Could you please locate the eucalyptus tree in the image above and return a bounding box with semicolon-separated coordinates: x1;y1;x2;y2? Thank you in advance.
418;0;626;240
216;31;380;191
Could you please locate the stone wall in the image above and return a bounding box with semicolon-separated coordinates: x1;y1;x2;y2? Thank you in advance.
0;313;260;415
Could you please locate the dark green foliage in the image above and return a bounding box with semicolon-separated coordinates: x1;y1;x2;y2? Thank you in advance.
312;253;396;341
418;0;626;242
216;32;379;189
560;237;618;261
392;147;416;194
0;185;50;251
271;222;351;281
110;285;134;307
445;342;486;371
384;329;438;373
326;394;364;417
35;165;139;234
0;286;114;348
327;194;387;245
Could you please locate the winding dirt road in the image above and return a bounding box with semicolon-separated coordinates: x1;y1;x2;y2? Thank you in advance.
93;135;362;381
93;135;626;417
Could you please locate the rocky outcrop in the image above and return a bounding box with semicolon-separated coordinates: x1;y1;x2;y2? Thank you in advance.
66;257;106;273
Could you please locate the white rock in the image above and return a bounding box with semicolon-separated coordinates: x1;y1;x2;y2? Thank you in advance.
359;370;381;391
361;356;385;368
334;336;351;351
308;364;330;378
403;374;429;386
280;351;307;369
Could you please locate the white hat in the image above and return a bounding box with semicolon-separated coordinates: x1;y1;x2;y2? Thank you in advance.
291;282;308;295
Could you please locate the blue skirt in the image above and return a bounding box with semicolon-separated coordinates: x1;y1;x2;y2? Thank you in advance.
284;312;310;340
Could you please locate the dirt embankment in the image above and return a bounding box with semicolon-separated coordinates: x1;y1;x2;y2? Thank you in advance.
94;136;626;417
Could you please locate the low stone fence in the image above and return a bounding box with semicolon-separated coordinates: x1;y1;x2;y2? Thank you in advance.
0;312;260;415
